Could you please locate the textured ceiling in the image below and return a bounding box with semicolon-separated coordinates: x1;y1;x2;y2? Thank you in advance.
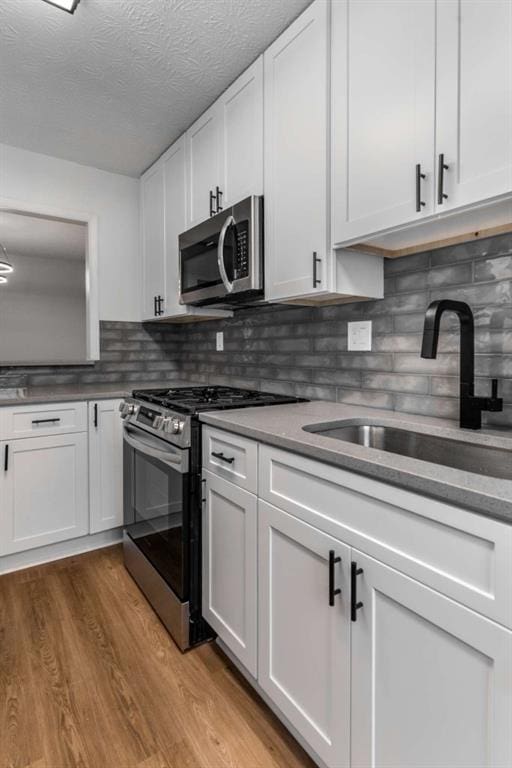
0;0;311;177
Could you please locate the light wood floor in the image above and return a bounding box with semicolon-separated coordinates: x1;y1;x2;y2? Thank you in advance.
0;545;315;768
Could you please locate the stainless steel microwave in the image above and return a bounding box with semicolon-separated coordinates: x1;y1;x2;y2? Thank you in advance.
179;196;263;306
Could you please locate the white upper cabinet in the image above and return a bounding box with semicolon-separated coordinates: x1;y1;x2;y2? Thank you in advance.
140;137;232;322
332;0;436;244
436;0;512;212
219;57;264;208
141;162;166;320
351;550;512;768
264;0;383;303
186;104;222;228
264;0;330;301
332;0;512;248
186;57;264;227
163;136;188;317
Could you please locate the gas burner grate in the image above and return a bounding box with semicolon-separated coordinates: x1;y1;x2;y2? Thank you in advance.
132;385;307;414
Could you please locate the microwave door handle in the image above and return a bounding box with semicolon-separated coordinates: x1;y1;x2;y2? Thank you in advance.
217;214;235;293
123;427;188;472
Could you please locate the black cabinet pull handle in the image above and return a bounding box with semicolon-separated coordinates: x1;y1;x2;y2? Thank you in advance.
437;153;449;205
216;186;223;213
328;550;342;606
153;296;157;316
351;561;364;621
313;252;321;288
209;190;217;217
4;444;9;472
415;163;426;212
211;451;235;464
32;418;61;425
157;295;164;316
93;403;98;428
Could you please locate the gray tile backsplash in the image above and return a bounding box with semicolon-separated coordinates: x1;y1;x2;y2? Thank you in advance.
1;232;511;428
175;232;512;427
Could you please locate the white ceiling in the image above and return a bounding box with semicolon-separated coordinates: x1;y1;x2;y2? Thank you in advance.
0;211;87;261
0;0;311;178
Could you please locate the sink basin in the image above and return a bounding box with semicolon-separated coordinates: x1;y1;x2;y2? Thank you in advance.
303;420;512;481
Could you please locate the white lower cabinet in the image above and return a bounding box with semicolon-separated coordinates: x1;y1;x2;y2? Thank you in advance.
0;432;89;555
203;427;512;768
351;550;512;768
89;399;124;534
258;500;351;768
202;470;258;676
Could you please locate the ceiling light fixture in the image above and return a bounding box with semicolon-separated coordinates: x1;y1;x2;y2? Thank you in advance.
41;0;81;14
0;244;14;282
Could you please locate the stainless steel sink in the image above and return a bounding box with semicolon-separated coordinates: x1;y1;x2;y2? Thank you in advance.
303;420;512;480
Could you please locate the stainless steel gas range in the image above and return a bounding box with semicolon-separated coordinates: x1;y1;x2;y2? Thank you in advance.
120;385;306;651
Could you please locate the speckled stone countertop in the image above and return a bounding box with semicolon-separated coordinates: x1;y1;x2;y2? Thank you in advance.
0;381;202;407
200;401;512;524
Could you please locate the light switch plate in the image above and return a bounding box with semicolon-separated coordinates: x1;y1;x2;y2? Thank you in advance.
216;331;224;351
348;321;372;351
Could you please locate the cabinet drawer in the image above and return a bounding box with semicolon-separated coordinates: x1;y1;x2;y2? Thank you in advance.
202;426;258;493
1;402;88;439
259;445;512;629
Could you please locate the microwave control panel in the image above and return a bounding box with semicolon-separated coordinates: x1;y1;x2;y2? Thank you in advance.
234;221;250;279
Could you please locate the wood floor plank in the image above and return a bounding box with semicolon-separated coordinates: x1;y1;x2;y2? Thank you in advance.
0;545;314;768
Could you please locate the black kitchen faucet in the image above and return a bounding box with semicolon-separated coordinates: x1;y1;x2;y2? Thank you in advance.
421;299;503;430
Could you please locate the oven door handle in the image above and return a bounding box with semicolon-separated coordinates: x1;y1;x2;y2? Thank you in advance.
123;427;188;473
217;214;235;294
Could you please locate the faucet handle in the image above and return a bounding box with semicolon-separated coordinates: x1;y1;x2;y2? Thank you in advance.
487;378;503;413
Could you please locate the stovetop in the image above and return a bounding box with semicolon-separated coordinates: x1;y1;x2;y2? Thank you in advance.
131;385;307;415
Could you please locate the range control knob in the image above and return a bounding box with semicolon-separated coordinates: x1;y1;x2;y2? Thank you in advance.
153;415;165;430
172;418;185;434
163;417;184;434
120;402;137;419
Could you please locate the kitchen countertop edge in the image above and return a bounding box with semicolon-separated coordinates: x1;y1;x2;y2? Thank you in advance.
0;381;204;407
199;402;512;525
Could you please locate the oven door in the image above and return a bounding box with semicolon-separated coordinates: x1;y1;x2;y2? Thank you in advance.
123;424;190;602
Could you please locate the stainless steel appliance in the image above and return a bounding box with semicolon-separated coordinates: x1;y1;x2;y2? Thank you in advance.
121;385;306;651
179;196;263;306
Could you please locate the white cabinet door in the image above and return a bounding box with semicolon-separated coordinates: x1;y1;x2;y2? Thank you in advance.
202;470;257;676
332;0;436;245
436;0;512;212
0;433;89;555
141;161;165;320
264;0;330;301
186;104;221;227
163;136;187;317
89;400;124;534
219;56;263;208
351;550;512;768
258;500;350;768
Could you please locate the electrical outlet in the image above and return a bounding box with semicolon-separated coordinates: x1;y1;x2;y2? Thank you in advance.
348;321;372;351
216;332;224;351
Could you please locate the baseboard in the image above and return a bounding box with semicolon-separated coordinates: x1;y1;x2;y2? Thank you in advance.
215;638;326;768
0;528;123;575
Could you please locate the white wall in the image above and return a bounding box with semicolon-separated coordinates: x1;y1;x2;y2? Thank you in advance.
0;143;140;321
0;254;87;363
